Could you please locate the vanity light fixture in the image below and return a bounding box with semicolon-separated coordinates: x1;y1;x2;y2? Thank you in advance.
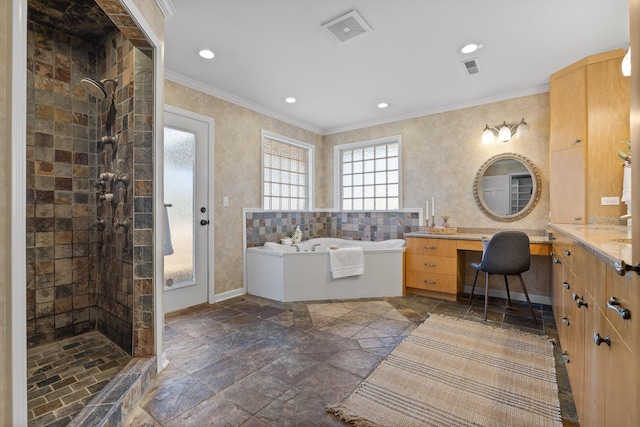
482;118;528;144
198;49;215;59
622;45;631;76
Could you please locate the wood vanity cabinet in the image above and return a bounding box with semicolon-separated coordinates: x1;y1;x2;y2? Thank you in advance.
405;237;457;298
551;238;586;417
549;49;629;224
551;231;638;426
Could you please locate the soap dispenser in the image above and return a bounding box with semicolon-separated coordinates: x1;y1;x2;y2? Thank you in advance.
292;226;302;244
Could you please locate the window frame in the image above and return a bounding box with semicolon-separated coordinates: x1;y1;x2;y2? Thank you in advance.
261;130;314;211
333;135;403;211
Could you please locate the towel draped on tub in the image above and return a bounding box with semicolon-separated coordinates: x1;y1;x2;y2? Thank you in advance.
329;247;364;278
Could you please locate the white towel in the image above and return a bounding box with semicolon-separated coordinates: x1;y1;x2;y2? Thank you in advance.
163;206;174;256
622;163;632;207
329;247;364;278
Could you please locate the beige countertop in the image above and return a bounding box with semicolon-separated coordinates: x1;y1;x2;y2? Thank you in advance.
404;231;552;245
548;223;632;268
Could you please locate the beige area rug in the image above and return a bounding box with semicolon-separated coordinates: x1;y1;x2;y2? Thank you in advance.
328;314;562;427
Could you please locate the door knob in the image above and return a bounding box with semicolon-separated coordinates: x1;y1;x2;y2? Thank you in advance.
200;219;209;226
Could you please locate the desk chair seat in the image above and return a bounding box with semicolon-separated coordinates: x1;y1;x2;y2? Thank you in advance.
469;231;537;323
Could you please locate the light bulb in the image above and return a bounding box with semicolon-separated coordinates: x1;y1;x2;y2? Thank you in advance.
515;119;529;138
498;122;511;142
622;46;631;76
482;125;495;144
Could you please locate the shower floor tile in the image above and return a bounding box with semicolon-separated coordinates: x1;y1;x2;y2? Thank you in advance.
27;331;131;427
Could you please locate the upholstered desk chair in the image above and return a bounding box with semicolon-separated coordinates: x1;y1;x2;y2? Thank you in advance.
469;231;537;323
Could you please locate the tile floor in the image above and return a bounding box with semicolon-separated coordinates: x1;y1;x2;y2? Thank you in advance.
125;293;579;427
27;331;132;426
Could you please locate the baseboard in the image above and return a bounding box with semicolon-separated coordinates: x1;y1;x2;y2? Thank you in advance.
212;287;246;303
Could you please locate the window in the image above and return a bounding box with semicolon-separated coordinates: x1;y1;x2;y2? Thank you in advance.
262;131;313;210
335;136;401;211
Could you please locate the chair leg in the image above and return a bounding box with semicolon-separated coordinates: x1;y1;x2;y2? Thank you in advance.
504;275;512;306
516;273;537;324
484;272;490;321
469;270;479;305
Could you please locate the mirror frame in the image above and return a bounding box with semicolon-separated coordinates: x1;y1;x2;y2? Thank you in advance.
473;152;542;222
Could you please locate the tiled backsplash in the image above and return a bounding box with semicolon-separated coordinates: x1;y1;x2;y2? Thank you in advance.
245;210;421;247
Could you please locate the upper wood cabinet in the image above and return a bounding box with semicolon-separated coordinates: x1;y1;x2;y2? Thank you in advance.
549;49;630;224
550;66;587;152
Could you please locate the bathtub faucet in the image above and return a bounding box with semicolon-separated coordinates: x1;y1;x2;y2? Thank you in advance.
311;244;322;252
291;244;300;253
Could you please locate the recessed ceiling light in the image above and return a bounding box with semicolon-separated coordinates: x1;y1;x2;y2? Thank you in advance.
460;43;481;54
377;102;389;109
284;97;297;103
198;49;215;59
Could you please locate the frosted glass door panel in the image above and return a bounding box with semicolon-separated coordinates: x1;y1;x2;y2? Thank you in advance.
164;127;195;286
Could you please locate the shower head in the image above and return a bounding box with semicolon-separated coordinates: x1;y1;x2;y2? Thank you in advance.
80;78;107;100
80;77;119;100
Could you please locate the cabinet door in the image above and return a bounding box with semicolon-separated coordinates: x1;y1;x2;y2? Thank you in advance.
550;146;586;224
550;66;587;152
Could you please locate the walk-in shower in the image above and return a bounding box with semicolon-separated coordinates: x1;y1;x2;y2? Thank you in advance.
26;0;156;424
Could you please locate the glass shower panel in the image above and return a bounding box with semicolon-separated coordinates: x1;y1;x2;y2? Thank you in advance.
164;127;196;286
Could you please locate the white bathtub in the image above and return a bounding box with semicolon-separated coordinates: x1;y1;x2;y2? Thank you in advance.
246;238;406;302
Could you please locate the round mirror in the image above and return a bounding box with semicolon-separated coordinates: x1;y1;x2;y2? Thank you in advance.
473;152;541;222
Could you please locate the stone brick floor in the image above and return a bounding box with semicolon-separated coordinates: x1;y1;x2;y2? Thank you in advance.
126;294;580;426
27;331;131;426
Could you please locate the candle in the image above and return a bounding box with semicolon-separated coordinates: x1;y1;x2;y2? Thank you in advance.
432;197;435;216
426;200;429;224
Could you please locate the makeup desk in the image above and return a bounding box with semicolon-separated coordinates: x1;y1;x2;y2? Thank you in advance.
403;232;552;301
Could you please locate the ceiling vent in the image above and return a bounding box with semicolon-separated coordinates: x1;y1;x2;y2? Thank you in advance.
462;58;480;75
321;10;372;43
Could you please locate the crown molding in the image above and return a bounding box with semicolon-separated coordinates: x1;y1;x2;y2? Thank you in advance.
155;0;176;19
165;70;324;135
323;84;550;135
165;69;549;137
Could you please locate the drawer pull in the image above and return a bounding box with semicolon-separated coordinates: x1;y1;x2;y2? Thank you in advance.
561;316;570;326
572;293;588;309
562;249;571;256
423;245;436;249
593;333;611;346
423;280;436;285
607;297;631;320
562;281;570;290
424;263;437;267
574;138;582;144
561;351;570;363
553;258;562;264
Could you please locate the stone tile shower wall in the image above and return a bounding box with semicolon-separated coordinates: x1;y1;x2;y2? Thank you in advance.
26;16;154;357
93;29;135;354
26;21;100;348
245;211;421;247
94;30;155;357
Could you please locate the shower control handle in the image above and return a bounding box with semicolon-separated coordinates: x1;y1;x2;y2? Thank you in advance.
200;220;210;226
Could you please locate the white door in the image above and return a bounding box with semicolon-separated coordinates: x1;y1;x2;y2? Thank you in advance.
481;175;509;215
163;109;212;313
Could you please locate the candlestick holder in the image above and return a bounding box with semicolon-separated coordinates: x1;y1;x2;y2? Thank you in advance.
430;215;436;228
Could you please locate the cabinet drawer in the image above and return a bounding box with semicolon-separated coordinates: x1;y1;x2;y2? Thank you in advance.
406;237;456;257
406;254;456;275
405;270;456;294
605;269;638;351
